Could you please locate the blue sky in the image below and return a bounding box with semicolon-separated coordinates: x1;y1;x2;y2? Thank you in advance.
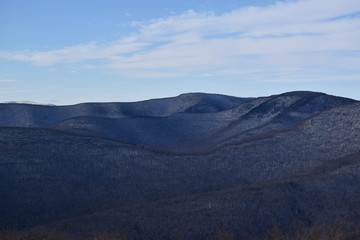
1;0;360;104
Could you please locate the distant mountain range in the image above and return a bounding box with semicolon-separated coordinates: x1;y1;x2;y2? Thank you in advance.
0;91;359;239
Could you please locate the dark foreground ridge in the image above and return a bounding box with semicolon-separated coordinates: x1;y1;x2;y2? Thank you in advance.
0;91;359;239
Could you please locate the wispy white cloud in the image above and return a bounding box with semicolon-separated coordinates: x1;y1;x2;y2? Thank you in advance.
260;73;360;83
0;0;359;81
0;88;53;95
0;79;16;83
1;40;148;66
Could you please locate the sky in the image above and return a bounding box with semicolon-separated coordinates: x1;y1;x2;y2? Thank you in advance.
1;0;360;104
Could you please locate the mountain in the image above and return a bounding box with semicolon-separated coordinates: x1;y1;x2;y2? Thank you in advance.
52;91;354;152
0;91;359;239
0;93;250;128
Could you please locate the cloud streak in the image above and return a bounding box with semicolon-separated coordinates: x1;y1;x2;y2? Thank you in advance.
1;0;360;81
0;79;16;83
0;88;54;95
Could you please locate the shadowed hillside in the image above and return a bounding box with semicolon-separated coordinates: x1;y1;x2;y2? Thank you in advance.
46;151;360;240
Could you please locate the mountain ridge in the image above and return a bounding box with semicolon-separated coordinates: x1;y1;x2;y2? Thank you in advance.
51;91;357;153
